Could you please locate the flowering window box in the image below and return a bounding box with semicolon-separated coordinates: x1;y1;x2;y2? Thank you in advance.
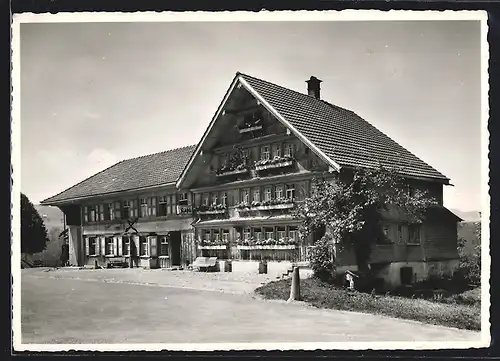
238;125;263;133
255;159;294;171
197;209;226;215
216;168;248;177
237;245;297;250
198;245;227;250
252;203;294;211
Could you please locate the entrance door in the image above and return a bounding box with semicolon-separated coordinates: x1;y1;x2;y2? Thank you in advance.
170;231;182;266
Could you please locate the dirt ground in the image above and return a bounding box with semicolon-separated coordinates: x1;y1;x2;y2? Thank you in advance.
19;268;482;347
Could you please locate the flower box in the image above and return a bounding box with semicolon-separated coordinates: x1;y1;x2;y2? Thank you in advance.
198;245;227;250
237;245;297;250
197;209;226;215
238;125;263;133
238;203;294;211
255;160;294;171
216;168;248;177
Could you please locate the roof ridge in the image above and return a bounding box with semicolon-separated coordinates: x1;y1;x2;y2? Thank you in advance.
40;160;125;204
41;144;197;204
123;144;197;163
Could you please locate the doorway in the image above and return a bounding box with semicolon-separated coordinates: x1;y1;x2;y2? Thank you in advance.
169;231;182;266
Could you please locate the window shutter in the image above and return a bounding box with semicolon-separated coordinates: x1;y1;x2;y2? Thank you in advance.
100;237;106;255
117;236;123;256
113;237;118;256
150;236;157;257
85;237;90;256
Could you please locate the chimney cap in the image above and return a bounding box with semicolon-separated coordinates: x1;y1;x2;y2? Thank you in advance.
306;76;323;84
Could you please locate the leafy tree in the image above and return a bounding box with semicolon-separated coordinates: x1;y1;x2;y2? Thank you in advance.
21;193;49;255
295;166;438;275
309;234;336;282
457;219;481;286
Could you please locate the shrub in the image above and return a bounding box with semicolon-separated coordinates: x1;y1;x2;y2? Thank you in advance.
309;234;336;282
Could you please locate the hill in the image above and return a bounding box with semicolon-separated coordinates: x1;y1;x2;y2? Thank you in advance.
31;205;65;266
451;209;481;222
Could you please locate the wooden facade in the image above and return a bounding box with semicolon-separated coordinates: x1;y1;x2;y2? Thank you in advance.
44;73;461;285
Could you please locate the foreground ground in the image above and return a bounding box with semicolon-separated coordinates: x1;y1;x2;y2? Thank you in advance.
20;268;481;345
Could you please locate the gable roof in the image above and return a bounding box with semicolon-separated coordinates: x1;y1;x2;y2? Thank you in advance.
237;72;449;182
41;145;196;205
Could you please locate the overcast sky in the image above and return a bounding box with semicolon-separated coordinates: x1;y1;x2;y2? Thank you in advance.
20;19;482;212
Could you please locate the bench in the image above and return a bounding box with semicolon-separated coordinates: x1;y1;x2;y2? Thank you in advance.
107;258;129;269
192;257;217;272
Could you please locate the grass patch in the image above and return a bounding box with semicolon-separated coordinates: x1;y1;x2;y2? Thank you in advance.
255;278;480;331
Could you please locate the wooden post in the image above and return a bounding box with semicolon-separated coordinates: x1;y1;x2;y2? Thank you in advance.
287;266;301;302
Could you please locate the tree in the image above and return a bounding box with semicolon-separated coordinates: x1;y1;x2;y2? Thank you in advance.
21;193;50;255
294;166;438;275
457;218;481;286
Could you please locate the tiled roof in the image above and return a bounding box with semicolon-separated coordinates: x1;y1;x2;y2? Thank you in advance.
41;145;196;204
239;73;449;182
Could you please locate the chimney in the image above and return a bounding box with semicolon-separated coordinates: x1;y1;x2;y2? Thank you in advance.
306;76;323;99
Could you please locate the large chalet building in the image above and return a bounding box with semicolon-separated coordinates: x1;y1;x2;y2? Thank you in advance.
40;72;462;287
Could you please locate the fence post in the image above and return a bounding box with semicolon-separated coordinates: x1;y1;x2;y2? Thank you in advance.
287;266;301;302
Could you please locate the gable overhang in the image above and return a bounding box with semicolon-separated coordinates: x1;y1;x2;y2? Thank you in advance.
40;181;177;206
176;73;242;189
176;73;342;189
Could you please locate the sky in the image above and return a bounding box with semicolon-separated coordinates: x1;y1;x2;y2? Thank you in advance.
19;19;482;212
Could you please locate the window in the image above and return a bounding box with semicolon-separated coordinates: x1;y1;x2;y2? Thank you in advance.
260;145;270;161
286;184;295;200
83;206;88;222
105;237;114;256
264;187;272;201
158;196;168;216
139;236;149;256
212;193;218;205
272;144;281;158
204;230;211;242
160;236;169;256
243;228;251;240
253;188;260;202
140;198;148;217
203;193;210;206
178;192;188;204
277;228;286;240
122;236;130;256
289;227;298;242
123;200;138;219
275;185;284;200
241;189;250;203
284;143;294;157
253;228;262;241
140;197;157;217
213;230;220;241
97;205;105;221
89;237;97;255
166;195;172;215
398;225;403;243
265;228;274;240
222;229;230;241
113;202;121;220
106;203;115;221
408;224;421;245
88;205;96;222
221;192;228;206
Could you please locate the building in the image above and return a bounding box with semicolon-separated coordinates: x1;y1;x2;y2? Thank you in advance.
40;72;462;286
